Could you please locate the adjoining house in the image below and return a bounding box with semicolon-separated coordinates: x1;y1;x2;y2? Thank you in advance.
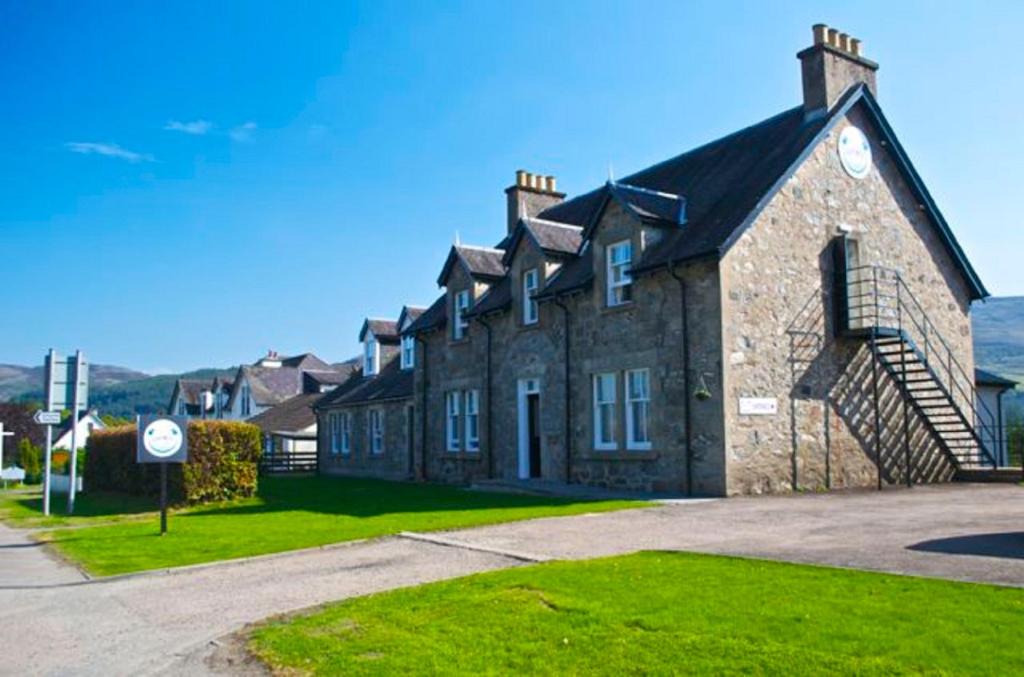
315;307;424;480
975;369;1018;467
168;352;352;422
401;25;995;496
53;409;106;451
248;392;323;457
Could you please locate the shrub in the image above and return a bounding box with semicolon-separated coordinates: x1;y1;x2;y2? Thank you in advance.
16;438;42;483
87;421;262;504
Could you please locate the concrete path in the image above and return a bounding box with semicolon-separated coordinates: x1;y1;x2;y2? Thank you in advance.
0;483;1020;676
438;483;1024;587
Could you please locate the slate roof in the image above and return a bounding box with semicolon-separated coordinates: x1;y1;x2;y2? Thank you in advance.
437;244;506;285
398;305;427;331
535;85;986;300
501;217;583;265
975;368;1017;389
175;379;208;406
240;365;305;407
404;294;447;335
360;318;400;343
466;277;512;317
535;246;594;299
303;365;358;393
247;393;323;433
280;353;331;370
318;361;413;407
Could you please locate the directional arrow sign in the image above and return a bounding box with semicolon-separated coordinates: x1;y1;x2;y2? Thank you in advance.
34;410;61;425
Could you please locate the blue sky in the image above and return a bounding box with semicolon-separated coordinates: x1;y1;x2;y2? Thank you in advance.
2;1;1022;374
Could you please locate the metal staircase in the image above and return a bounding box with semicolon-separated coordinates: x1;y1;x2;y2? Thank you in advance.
838;264;998;470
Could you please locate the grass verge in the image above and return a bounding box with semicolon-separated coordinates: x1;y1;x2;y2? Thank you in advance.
0;488;158;528
33;476;644;576
249;551;1024;675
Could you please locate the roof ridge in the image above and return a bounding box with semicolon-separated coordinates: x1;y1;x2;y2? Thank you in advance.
526;216;583;231
456;243;505;254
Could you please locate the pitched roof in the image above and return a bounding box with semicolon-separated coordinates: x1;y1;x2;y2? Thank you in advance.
501;217;583;266
237;365;304;407
174;379;208;405
404;294;447;335
466;276;512;317
318;361;413;407
535;246;594;299
534;86;985;300
303;365;358;392
360;318;400;343
975;368;1017;389
398;305;427;331
280;353;331;370
247;393;323;433
437;244;506;286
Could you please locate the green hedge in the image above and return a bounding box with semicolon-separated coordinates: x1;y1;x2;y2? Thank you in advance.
87;421;261;504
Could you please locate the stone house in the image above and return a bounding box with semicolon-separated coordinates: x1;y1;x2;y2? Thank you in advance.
403;24;993;496
315;308;424;480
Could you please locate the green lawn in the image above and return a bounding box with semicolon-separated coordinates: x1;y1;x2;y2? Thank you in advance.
0;488;158;528
31;476;644;576
249;551;1024;675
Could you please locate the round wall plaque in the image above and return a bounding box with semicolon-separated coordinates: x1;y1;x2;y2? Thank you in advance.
838;126;872;180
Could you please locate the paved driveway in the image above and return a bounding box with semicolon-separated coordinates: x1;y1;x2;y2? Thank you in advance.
0;483;1020;676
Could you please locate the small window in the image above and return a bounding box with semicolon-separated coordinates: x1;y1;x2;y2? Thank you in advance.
369;410;384;455
626;369;652;451
241;385;251;417
341;413;351;455
453;290;470;340
465;390;480;452
364;336;379;376
401;335;415;369
446;391;461;451
522;268;539;325
593;373;617;450
177;400;185;416
606;240;633;307
328;414;339;455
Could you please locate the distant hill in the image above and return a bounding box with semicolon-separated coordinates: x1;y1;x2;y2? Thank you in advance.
0;362;149;402
20;368;238;418
972;296;1024;414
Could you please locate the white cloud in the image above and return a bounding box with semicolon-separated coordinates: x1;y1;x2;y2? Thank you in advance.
164;119;213;135
65;142;154;163
229;122;257;142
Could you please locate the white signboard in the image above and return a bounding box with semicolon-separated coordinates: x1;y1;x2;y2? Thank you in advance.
34;410;61;425
739;397;778;416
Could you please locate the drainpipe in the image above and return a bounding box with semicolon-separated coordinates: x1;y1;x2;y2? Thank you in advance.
668;263;694;497
476;315;495;480
554;297;573;484
414;335;429;482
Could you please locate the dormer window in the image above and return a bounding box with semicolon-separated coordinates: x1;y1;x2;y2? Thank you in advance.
606;240;633;307
453;290;470;340
364;335;379;376
401;334;415;369
522;268;539;325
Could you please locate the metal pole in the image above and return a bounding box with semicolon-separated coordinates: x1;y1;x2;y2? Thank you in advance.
898;285;911;487
43;348;57;516
871;335;883;491
160;462;168;535
66;350;83;514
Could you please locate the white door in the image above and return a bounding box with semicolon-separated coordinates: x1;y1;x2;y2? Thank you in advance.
516;378;540;479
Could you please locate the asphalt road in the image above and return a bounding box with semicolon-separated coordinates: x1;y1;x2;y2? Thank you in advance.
0;483;1020;676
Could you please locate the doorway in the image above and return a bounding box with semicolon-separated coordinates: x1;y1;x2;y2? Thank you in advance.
517;379;541;479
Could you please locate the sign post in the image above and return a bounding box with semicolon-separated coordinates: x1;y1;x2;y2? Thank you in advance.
43;349;89;515
136;415;188;535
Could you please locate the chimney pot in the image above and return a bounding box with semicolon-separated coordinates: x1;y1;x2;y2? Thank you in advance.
826;27;839;47
505;169;564;232
849;37;862;56
516;169;528;187
838;32;851;52
812;24;828;45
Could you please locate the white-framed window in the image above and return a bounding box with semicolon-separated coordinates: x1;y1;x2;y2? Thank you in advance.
177;400;186;416
364;335;379;376
401;334;415;370
453;290;470;340
240;384;251;417
593;373;617;450
340;413;351;455
465;390;480;452
522;268;539;325
625;369;652;451
446;391;461;451
369;409;384;455
606;240;633;307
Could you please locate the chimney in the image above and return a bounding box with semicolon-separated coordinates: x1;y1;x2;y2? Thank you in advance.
505;169;565;233
798;23;878;114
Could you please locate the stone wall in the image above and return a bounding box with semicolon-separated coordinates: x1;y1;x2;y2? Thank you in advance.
318;397;415;481
719;105;971;494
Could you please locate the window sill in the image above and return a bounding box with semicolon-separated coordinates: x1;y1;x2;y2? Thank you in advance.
583;449;659;462
600;301;634;316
